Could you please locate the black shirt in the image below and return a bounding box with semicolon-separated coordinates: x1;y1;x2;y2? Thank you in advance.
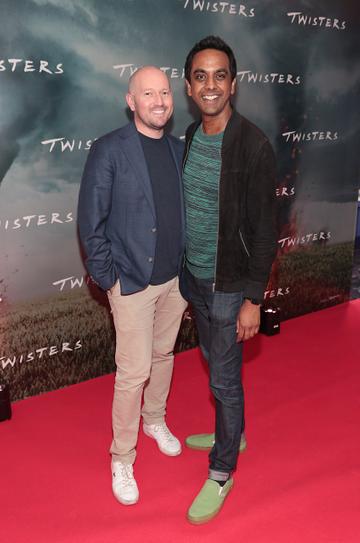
139;132;182;285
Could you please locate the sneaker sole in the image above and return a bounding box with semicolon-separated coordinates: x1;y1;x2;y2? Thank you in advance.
143;426;182;456
187;481;234;525
113;492;139;506
185;441;215;451
185;441;247;453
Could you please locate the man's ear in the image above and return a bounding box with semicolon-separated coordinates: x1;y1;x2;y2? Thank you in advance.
126;93;135;112
185;80;192;97
231;78;236;95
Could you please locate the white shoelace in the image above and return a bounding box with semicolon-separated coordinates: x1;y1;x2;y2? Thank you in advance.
114;464;135;488
154;424;175;443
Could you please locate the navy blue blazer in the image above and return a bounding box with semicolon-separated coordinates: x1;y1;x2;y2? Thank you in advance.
78;122;185;293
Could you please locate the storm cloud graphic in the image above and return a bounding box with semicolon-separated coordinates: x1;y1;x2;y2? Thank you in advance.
0;0;359;301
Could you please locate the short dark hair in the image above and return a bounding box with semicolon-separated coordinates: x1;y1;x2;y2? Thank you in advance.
184;35;237;82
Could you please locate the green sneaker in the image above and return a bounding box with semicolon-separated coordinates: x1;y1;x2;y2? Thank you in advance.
187;478;234;525
185;432;247;453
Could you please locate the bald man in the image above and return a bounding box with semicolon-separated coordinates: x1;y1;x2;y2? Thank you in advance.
78;67;187;505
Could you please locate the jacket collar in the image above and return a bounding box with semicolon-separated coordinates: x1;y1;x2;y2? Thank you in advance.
118;122;155;217
117;122;184;229
186;109;243;148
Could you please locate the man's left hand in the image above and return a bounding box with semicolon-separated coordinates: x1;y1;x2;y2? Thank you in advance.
236;299;261;342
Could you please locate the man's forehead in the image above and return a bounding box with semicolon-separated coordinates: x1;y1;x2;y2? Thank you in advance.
192;49;230;70
135;82;171;94
138;75;170;87
129;67;170;92
193;67;229;72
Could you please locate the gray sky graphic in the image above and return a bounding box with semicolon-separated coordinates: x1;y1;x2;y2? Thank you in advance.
0;0;359;301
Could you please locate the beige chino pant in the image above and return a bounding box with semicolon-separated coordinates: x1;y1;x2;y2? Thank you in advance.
107;276;187;465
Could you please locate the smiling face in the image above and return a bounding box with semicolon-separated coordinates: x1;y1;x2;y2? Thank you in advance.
126;66;173;138
186;49;236;127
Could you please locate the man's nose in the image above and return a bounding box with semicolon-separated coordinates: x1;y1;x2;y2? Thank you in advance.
205;75;217;90
154;92;165;105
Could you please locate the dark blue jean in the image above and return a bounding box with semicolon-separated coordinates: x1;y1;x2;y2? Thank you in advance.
185;267;244;474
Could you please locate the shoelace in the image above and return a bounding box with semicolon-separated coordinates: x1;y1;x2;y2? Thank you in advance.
154;424;174;443
114;465;135;488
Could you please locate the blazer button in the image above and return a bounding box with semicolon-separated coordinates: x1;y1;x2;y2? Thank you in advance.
148;257;153;263
151;227;157;233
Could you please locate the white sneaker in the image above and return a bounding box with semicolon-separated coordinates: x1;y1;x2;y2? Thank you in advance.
111;461;139;505
143;422;182;456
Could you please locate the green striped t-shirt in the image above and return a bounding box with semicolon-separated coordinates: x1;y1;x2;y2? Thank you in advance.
183;125;224;279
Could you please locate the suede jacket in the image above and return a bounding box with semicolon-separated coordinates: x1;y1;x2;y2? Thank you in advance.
183;110;277;300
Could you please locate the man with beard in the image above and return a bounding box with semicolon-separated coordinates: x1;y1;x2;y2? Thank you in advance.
78;66;187;506
182;37;277;523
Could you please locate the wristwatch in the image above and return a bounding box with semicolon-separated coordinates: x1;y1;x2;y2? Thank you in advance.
244;297;263;306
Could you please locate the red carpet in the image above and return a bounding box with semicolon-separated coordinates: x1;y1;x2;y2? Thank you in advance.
1;300;359;543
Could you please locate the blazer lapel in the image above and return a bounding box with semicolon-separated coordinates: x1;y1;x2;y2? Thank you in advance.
166;136;186;244
120;125;156;219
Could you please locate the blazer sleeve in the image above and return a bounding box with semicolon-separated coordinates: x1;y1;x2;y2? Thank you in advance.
77;139;117;291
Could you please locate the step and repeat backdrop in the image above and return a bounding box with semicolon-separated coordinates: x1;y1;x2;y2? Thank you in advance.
0;0;359;400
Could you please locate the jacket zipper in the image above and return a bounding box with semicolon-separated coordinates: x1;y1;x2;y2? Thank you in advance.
182;128;196;274
239;229;250;257
182;136;192;175
213;140;223;292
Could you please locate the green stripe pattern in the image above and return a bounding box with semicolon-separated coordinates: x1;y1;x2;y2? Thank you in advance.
183;126;224;279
